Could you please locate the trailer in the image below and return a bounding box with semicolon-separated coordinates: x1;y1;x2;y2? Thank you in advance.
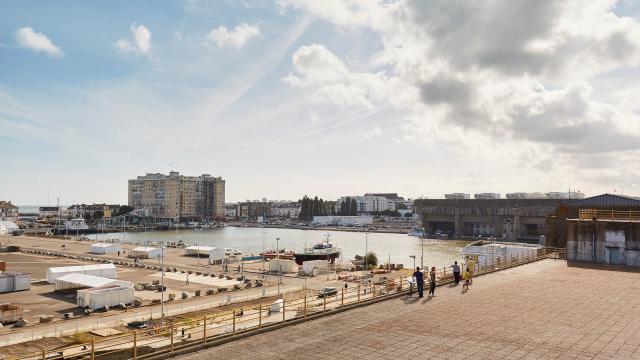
0;304;24;324
46;264;117;283
0;272;31;293
77;285;134;310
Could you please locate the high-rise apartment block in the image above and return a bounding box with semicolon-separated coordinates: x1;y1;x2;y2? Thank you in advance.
128;172;225;221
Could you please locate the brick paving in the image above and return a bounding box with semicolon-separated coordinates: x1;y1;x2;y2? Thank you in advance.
174;260;640;360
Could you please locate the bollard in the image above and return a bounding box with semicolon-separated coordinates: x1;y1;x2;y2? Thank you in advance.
232;310;236;335
259;304;262;328
41;349;46;360
203;315;207;343
282;298;286;323
323;295;326;312
400;276;403;291
91;338;95;360
170;324;174;352
132;331;137;360
341;288;344;306
357;284;361;302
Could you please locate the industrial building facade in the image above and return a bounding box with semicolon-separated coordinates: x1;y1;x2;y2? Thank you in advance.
128;172;225;221
414;198;566;240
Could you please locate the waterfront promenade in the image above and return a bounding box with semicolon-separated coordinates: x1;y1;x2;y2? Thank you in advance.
175;260;640;360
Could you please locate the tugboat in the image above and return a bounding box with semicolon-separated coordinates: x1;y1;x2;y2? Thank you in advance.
294;234;341;265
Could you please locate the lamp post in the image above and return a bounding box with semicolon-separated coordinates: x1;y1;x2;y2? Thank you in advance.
363;230;369;276
160;242;165;322
260;227;266;272
276;237;281;296
420;237;424;270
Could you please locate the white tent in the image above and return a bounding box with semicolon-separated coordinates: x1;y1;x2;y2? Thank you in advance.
77;285;134;310
46;263;117;283
89;243;121;254
184;245;214;257
130;246;160;259
54;273;131;291
0;221;18;234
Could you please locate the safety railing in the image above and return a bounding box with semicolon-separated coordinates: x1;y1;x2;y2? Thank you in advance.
579;209;640;221
6;247;565;360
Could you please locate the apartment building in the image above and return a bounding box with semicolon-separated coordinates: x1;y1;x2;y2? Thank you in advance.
128;172;225;221
0;201;18;221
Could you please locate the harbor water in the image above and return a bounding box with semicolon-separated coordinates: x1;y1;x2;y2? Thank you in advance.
88;227;470;268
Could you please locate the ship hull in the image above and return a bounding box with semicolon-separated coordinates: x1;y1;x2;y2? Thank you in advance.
294;252;340;266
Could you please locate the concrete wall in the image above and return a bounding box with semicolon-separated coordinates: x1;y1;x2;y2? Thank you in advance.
566;220;640;266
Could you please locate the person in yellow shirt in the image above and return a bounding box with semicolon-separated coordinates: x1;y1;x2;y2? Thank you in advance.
466;256;476;285
462;268;470;292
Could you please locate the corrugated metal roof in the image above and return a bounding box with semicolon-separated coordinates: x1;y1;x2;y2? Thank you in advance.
567;194;640;208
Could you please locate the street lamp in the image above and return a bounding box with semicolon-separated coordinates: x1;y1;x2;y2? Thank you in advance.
276;237;281;296
420;237;424;270
160;242;165;322
260;227;266;272
363;230;369;276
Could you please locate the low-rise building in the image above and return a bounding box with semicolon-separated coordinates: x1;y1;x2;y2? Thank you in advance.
224;204;238;220
312;216;373;226
0;201;18;221
67;204;121;219
39;206;61;218
271;202;301;219
566;217;640;266
444;193;470;200
474;193;501;200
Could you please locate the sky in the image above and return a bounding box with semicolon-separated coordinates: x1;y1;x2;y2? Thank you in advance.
1;0;640;205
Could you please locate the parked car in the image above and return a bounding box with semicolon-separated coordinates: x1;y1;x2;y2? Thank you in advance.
317;287;338;298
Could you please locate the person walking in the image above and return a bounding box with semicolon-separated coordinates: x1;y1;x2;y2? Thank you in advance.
466;256;476;285
462;268;471;292
185;274;190;285
452;261;461;285
413;267;424;298
428;267;436;297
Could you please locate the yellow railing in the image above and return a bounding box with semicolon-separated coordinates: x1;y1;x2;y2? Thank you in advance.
7;248;565;360
579;209;640;221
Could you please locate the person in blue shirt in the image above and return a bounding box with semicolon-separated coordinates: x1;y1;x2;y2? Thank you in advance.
413;267;424;297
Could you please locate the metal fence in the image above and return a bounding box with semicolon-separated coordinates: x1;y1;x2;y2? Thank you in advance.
7;247;565;360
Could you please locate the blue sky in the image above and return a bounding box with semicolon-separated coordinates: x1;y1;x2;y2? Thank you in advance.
1;0;640;205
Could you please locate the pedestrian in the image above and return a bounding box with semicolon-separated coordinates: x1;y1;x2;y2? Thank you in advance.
185;274;190;285
118;250;120;257
413;267;424;298
428;267;436;297
466;256;476;285
452;261;461;285
462;268;470;292
344;282;348;290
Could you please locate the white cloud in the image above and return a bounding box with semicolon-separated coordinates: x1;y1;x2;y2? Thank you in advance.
284;44;390;109
114;24;152;56
207;24;260;48
14;27;63;57
362;125;382;139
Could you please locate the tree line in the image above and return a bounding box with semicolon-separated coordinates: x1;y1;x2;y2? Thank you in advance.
338;197;358;216
298;196;336;220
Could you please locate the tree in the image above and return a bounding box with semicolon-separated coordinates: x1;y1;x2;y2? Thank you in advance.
365;252;378;270
404;212;413;218
117;205;134;216
349;198;358;216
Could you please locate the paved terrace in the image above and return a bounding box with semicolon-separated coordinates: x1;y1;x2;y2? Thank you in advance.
175;260;640;360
